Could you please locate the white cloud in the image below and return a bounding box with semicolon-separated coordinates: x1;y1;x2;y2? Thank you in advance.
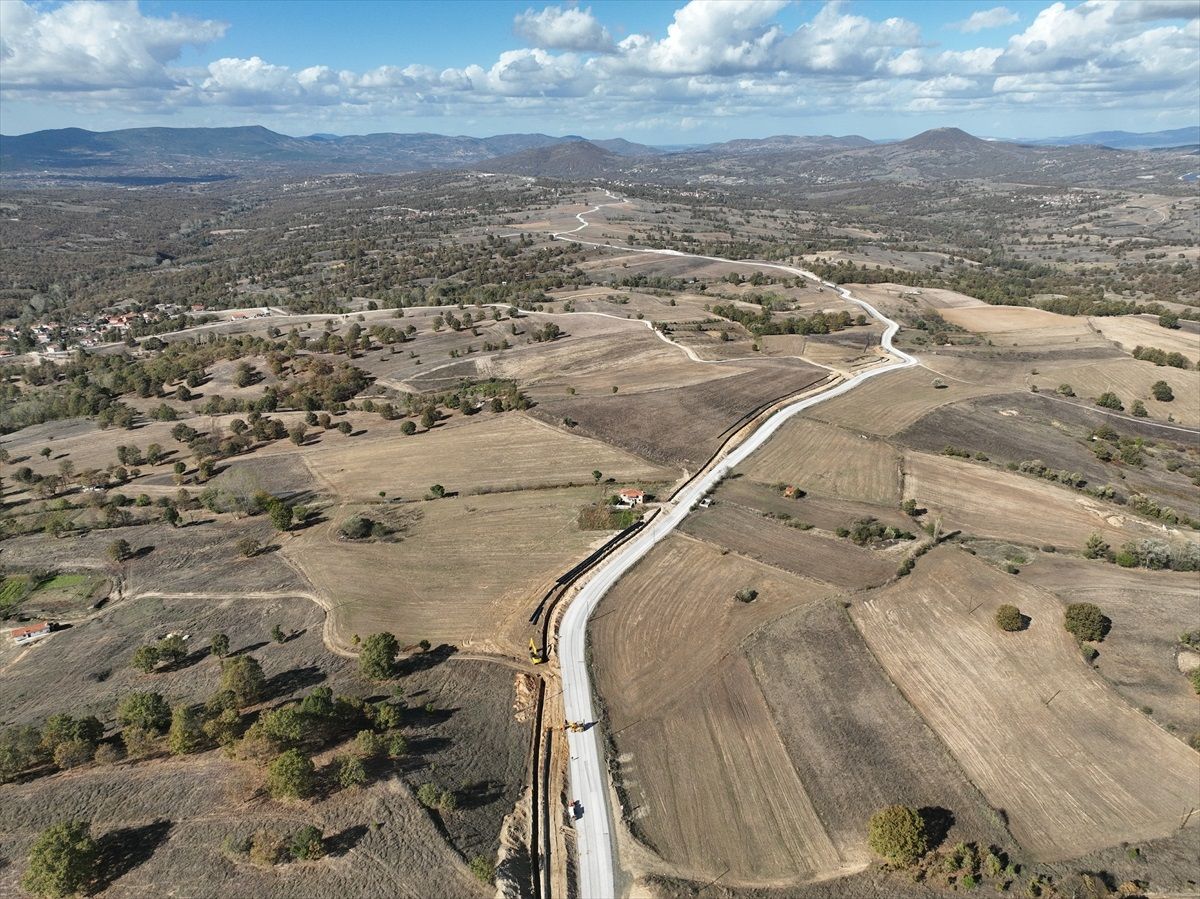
1;0;1195;134
948;6;1020;33
514;5;613;52
0;0;226;91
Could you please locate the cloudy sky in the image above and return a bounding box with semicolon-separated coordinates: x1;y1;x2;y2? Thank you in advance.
1;0;1197;141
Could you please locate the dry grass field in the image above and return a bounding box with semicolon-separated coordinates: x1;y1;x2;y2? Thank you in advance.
807;365;1004;436
843;283;987;317
853;549;1200;861
679;503;896;590
284;486;610;652
712;477;914;536
939;305;1098;340
737;418;902;505
746;600;1010;866
1089;315;1200;359
302;412;675;501
903;450;1184;549
1019;556;1200;737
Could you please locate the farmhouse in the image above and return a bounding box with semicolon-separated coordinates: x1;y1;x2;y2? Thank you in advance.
617;488;645;507
10;621;51;645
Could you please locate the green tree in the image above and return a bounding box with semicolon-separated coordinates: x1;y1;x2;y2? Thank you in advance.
221;655;266;708
271;624;286;644
289;825;325;860
237;537;260;558
1094;392;1123;411
592;470;603;484
420;409;437;430
1152;380;1174;402
359;632;399;680
995;605;1023;632
288;423;307;446
167;706;206;755
867;805;929;867
131;645;160;673
1064;603;1108;642
1083;532;1110;560
163;506;181;527
1;725;47;782
267;749;316;800
268;501;293;532
1130;400;1148;418
210;633;230;658
52;740;94;770
117;692;170;733
416;782;442;808
400;420;417;436
21;821;98;899
108;538;132;562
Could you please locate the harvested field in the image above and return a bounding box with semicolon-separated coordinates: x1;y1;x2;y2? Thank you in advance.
1031;357;1200;427
939;305;1096;339
712;477;914;535
592;534;834;720
807;365;1003;437
853;549;1200;861
1090;314;1200;359
1019;557;1200;737
610;657;842;884
680;503;895;590
303;412;674;501
843;283;986;316
903;451;1182;549
894;392;1200;515
285;486;610;652
746;600;1009;865
737;418;901;505
530;362;829;469
591;535;840;884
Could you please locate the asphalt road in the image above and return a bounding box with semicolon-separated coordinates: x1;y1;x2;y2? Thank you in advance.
551;190;918;898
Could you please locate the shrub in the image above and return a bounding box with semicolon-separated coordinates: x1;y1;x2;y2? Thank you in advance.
1080;643;1098;664
339;516;373;540
288;825;325;860
1152;380;1174;402
167;706;206;755
1082;532;1109;560
117;691;170;733
337;755;368;790
221;656;266;708
21;821;98;899
995;605;1023;632
734;588;758;604
417;782;442;808
1094;392;1123;411
1190;668;1200;695
249;829;286;866
469;855;495;884
267;749;316;800
867;805;928;867
1064;603;1108;642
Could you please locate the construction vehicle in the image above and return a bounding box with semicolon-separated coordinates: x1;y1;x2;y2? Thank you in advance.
529;638;547;665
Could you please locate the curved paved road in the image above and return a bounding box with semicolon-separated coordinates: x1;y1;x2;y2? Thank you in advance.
551;190;918;899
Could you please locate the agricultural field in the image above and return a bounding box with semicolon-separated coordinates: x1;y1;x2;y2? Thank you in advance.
1030;356;1200;427
737;418;902;505
1089;314;1200;359
283;486;616;652
853;549;1200;861
902;450;1188;550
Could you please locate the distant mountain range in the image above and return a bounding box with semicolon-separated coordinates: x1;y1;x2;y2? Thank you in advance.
1;124;1195;188
0;125;661;176
1018;127;1199;150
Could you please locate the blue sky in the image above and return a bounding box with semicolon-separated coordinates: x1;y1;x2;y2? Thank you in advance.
2;1;1197;142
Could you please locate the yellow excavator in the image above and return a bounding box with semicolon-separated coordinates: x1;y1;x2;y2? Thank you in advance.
529;638;547;665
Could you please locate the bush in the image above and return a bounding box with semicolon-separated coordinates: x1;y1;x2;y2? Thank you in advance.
1152;380;1174;402
417;782;442;808
469;855;495;884
339;516;373;540
288;825;325;860
337;755;368;789
995;605;1023;632
249;829;286;866
1064;603;1108;642
117;691;170;733
734;588;758;603
1094;392;1123;411
267;749;316;800
1190;668;1200;695
21;821;98;898
867;805;928;867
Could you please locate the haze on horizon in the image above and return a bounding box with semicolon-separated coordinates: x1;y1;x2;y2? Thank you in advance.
1;0;1198;144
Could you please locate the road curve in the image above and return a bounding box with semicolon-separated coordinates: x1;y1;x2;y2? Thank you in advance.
551;190;918;899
